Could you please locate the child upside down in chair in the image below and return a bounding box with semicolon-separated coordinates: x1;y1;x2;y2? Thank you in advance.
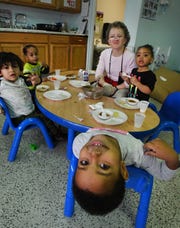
72;128;180;215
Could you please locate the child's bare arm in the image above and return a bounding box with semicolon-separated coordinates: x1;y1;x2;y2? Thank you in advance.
0;107;4;115
144;138;179;170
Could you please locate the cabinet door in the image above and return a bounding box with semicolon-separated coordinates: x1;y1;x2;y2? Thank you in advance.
35;0;57;9
49;35;69;72
0;44;24;60
3;0;57;9
58;0;81;13
69;36;87;70
49;44;69;72
70;45;86;70
8;0;33;5
33;44;49;66
0;33;49;65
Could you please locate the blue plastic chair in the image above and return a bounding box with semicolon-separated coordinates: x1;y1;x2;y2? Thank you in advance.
64;153;153;228
0;97;54;162
148;91;180;153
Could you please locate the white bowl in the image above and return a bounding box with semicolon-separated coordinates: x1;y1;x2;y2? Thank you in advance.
126;98;139;106
98;110;113;120
36;85;49;92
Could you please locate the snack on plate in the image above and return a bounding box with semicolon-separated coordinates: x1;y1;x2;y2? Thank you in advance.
113;111;119;118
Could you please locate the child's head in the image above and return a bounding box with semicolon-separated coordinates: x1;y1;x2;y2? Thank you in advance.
135;44;154;68
106;21;130;48
23;44;39;65
0;52;23;82
72;134;128;215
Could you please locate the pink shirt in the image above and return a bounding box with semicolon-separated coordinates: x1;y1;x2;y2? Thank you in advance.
95;48;136;82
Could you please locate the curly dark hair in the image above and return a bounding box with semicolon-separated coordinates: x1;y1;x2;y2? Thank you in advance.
106;21;130;47
23;44;38;56
136;44;154;58
72;173;126;215
0;52;24;71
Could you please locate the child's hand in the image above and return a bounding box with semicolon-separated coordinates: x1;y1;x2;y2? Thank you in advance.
121;72;131;83
130;76;138;86
98;76;106;87
144;138;179;170
40;61;47;67
122;76;130;84
30;74;41;86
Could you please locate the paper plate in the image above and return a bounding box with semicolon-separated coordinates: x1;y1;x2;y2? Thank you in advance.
92;108;128;125
47;75;67;81
66;74;77;79
43;90;71;101
114;97;140;110
69;80;90;88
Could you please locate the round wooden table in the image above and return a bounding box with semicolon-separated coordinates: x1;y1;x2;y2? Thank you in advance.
35;77;160;158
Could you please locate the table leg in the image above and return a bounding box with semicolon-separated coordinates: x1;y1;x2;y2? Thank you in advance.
67;128;75;160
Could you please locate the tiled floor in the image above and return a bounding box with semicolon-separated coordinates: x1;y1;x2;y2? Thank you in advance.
0;110;179;228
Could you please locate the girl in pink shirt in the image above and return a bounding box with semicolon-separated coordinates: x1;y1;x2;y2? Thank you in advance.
95;21;136;97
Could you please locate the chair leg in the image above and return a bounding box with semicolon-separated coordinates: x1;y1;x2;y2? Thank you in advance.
172;127;180;153
8;129;24;162
8;118;54;161
135;175;153;228
22;117;54;149
64;155;78;217
2;119;9;135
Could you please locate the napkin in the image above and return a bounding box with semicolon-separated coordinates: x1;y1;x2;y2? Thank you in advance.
77;92;87;100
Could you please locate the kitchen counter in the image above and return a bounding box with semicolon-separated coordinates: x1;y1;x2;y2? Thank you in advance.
0;28;87;36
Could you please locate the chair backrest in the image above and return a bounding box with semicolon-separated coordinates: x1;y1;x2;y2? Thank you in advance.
159;91;180;125
0;97;16;130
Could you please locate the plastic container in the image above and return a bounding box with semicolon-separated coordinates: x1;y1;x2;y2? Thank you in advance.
83;70;89;81
82;86;103;99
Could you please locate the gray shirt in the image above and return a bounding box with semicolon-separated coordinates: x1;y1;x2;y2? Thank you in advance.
73;129;177;181
0;77;34;118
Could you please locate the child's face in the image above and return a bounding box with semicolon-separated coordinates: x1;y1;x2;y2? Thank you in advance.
108;27;127;49
25;47;39;64
0;63;20;82
136;47;153;67
75;135;128;194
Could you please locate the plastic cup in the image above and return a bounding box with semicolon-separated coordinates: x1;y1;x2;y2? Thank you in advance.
139;100;149;113
55;69;61;76
134;112;146;128
53;79;60;90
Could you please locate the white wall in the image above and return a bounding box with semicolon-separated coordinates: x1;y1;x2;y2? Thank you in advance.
86;0;97;70
124;0;143;51
135;0;180;71
94;0;126;41
96;0;126;23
